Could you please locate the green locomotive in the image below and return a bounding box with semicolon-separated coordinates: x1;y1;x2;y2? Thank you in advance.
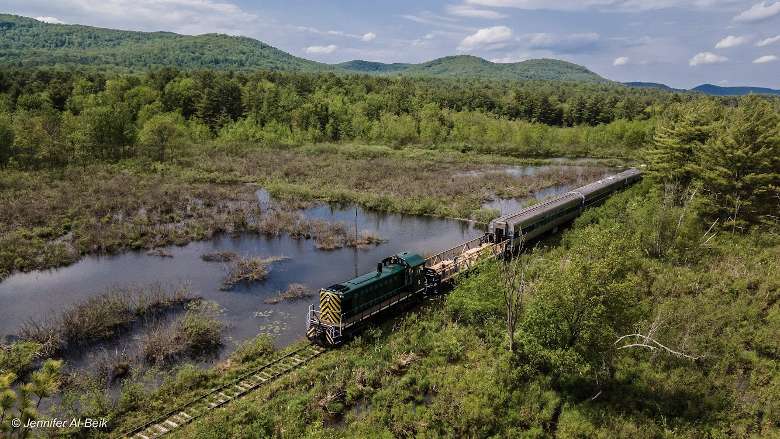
307;252;426;346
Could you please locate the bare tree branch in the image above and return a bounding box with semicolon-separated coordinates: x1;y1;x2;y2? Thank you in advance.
615;332;703;361
501;240;532;353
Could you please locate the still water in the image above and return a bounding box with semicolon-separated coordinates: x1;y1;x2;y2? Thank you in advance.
0;164;613;367
0;197;482;357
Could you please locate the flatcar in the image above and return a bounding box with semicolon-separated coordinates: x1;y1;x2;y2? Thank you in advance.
307;168;642;347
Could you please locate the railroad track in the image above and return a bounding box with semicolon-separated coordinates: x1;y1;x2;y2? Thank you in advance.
122;343;327;439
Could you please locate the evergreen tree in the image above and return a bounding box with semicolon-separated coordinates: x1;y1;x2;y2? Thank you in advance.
647;99;723;186
29;359;62;408
697;96;780;228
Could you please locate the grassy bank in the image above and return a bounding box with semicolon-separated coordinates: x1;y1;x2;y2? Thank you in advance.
99;183;779;438
0;144;618;280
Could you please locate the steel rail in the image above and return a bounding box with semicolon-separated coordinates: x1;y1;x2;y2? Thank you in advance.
121;343;326;438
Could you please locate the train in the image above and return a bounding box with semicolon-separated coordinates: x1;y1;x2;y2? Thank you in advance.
306;168;642;347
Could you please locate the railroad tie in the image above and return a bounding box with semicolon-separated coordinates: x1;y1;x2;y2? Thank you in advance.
123;344;326;438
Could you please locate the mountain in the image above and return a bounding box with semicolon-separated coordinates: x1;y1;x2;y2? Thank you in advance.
337;60;412;73
347;56;604;82
624;81;780;96
339;56;605;82
0;14;605;82
0;14;325;71
623;82;680;92
692;83;780;96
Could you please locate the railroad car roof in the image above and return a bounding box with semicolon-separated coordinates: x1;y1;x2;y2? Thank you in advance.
571;168;642;197
492;192;579;226
489;168;642;229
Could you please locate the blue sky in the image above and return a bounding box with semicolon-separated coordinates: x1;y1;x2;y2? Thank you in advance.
4;0;780;88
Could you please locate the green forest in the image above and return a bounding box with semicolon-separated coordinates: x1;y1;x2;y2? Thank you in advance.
0;66;691;170
0;22;779;436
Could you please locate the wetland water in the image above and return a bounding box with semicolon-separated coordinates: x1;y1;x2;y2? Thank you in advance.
0;196;482;358
0;163;615;369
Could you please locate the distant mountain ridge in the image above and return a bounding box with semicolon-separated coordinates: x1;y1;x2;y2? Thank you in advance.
0;14;605;82
691;83;780;96
623;82;682;92
625;81;780;96
364;56;606;82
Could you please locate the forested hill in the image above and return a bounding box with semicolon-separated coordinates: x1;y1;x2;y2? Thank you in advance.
338;56;605;82
0;14;605;82
0;14;325;72
393;56;604;82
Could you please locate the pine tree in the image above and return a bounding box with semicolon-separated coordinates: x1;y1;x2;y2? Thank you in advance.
29;359;62;408
696;95;780;228
647;99;723;187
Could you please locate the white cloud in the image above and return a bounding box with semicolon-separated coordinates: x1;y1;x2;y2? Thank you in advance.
466;0;617;9
613;56;630;65
465;0;741;12
490;53;530;62
305;44;338;54
458;26;513;50
15;0;258;36
35;16;65;24
753;54;778;63
446;4;508;19
734;1;780;22
520;32;600;53
715;35;750;48
402;11;473;32
297;26;378;42
756;35;780;46
689;51;728;66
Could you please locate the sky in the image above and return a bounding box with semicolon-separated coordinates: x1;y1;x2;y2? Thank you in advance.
3;0;780;88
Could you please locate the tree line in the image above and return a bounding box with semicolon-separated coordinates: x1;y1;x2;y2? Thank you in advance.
0;68;692;168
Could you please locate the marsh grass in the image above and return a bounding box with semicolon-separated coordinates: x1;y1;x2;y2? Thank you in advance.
141;301;225;367
263;283;314;304
18;285;196;357
315;228;386;251
220;256;288;290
